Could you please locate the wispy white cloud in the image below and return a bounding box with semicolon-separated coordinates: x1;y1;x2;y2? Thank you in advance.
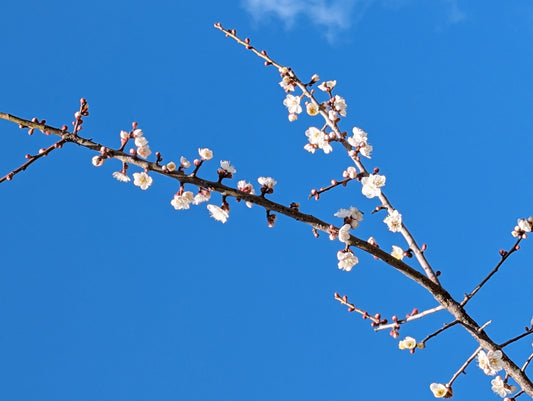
242;0;373;42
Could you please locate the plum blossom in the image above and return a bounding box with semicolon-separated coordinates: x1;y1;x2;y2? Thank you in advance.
348;127;368;147
91;155;104;167
166;161;176;172
112;171;130;183
391;245;404;260
180;156;191;169
334;206;363;229
288;113;298;122
207;204;229;223
359;143;373;158
283;94;302;114
478;350;504;376
258;176;277;189
343;166;357;179
198;148;213;160
491;376;516;397
332;95;347;117
238;180;256;208
318;80;336;92
338;224;351;244
304;127;332;154
279;76;295;92
306;102;319;116
429;383;451;398
337;250;358;271
398;336;416;350
384;210;402;232
361;174;386;198
133;172;153;190
171;191;194;210
193;189;211;205
220;160;236;174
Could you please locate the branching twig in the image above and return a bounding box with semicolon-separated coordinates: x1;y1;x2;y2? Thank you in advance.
500;329;533;349
447;346;482;388
374;305;445;332
419;320;460;345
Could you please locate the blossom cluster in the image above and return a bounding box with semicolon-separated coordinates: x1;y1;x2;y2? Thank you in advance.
512;216;533;237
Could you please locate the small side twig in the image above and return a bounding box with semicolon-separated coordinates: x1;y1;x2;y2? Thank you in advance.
374;305;445;331
500;328;533;349
419;320;460;346
447;346;483;388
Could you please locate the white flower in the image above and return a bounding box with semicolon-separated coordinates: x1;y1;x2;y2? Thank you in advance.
318;80;336;91
258;176;277;189
198;148;213;160
328;110;338;121
288;113;298;122
518;218;532;232
310;73;320;83
333;95;347;117
305;127;332;154
337;250;358;271
391;245;404;260
429;383;450;398
91;155;104;167
112;171;131;182
166;161;176;171
306;103;319;116
279;76;295;92
170;191;194;210
348;127;368;147
238;180;255;208
120;130;130;140
134;136;148;147
384;210;402;233
180;156;191;169
220;160;236;174
361;174;386;198
133;172;153;190
207;204;229;223
304;143;316;153
334;206;363;228
133;129;144;138
283;94;302;114
343;166;358;179
478;350;504;376
338;224;351;244
398;336;416;350
137;145;152;159
193;191;211;205
359;143;373;158
491;376;516;397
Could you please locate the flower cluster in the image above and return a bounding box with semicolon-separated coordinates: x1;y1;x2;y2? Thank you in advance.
477;350;504;376
237;180;256;208
348;127;373;158
334;206;364;229
207;204;229;223
304;127;332;154
171;191;194;210
512;216;533;237
132;129;151;159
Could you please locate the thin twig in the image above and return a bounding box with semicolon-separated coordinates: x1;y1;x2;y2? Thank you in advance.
419;320;460;345
374;305;445;331
522;352;533;372
500;329;533;349
461;238;522;306
447;346;482;387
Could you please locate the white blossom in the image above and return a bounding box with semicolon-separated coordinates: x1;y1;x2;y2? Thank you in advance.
91;155;104;167
359;143;373;158
429;383;450;398
384;210;402;233
333;95;347;117
398;336;416;350
491;376;516;397
288;113;298;122
328;110;338;121
478;350;504;376
134;136;148;147
518;218;533;232
344;166;357;179
279;76;295;92
137;145;152;159
338;224;351;244
207;204;229;223
334;206;363;229
132;129;144;138
283;94;302;114
348;127;368;147
166;161;176;172
391;245;404;260
198;148;213;160
318;80;336;91
306;102;319;116
180;156;191;169
220;160;236;174
361;174;386;198
337;250;358;271
112;171;130;183
171;191;194;210
238;180;256;208
258;176;277;189
305;127;332;154
120;130;130;140
193;190;211;205
133;172;153;190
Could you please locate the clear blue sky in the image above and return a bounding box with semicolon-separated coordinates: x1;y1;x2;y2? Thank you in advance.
1;1;533;400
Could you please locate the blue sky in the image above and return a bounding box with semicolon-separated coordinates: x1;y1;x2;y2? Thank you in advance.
1;1;533;400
